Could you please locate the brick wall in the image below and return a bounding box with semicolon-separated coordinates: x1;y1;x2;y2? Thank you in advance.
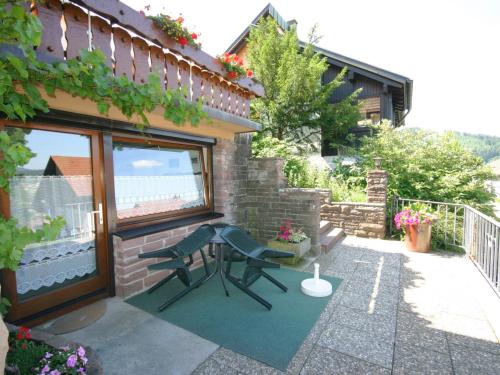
320;168;389;239
245;158;328;255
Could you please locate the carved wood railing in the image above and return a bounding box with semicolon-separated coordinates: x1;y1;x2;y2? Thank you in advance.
32;0;263;119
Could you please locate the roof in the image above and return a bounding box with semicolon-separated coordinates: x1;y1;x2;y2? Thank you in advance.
44;156;92;197
49;156;92;176
226;3;413;113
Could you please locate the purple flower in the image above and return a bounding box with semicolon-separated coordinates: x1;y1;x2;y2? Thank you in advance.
49;371;61;375
66;354;78;368
77;368;86;374
40;365;50;374
44;352;53;359
77;346;86;358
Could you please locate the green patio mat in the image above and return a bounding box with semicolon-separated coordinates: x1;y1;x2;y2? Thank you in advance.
126;263;342;371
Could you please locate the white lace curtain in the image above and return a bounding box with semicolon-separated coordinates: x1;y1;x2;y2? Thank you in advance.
10;176;97;295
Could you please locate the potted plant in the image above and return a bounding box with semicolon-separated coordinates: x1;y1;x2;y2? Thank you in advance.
394;203;436;252
216;53;253;81
267;220;311;265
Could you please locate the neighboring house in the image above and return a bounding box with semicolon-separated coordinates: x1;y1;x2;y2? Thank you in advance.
226;3;413;156
0;0;263;324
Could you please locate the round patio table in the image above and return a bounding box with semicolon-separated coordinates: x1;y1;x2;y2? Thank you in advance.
204;227;230;297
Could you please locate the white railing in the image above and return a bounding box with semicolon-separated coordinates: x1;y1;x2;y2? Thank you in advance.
390;197;500;296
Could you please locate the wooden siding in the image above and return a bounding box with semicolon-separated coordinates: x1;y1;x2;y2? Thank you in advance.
323;65;383;102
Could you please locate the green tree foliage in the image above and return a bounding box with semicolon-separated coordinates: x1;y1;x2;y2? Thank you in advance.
246;17;360;148
359;123;495;213
452;132;500;163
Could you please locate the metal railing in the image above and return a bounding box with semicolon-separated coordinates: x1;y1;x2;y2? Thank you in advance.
390;197;500;296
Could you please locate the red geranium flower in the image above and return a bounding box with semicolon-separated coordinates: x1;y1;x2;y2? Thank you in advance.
227;71;238;80
246;70;253;78
176;16;184;23
191;33;197;40
177;37;188;46
21;343;27;349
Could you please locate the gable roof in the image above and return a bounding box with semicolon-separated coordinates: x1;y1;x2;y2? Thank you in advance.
226;3;413;113
43;156;92;197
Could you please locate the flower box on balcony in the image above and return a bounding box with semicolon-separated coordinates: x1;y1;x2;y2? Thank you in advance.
267;238;311;265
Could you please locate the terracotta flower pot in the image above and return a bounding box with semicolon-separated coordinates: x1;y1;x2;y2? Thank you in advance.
405;223;432;252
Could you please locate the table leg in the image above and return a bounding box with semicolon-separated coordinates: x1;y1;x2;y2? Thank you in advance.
217;244;230;297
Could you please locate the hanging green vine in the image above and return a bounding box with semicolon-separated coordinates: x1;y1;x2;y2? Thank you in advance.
0;1;207;314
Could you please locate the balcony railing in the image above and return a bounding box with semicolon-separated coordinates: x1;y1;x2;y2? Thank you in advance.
31;0;263;119
390;197;500;297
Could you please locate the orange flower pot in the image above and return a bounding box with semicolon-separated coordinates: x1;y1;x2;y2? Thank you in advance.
405;223;432;252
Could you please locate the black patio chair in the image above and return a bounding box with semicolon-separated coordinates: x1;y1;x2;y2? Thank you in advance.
220;225;294;310
138;224;216;311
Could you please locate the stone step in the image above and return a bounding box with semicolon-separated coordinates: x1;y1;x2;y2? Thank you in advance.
320;220;333;235
320;228;345;253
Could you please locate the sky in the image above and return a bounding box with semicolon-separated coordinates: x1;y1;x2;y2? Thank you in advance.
123;0;500;137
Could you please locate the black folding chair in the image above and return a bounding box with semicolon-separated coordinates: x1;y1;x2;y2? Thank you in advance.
138;224;216;311
220;225;294;310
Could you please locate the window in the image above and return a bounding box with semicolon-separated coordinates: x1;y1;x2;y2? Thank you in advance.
112;138;210;223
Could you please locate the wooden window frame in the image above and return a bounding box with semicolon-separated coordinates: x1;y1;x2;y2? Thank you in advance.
110;134;213;230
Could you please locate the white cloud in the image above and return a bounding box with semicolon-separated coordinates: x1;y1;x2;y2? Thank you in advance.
132;159;163;168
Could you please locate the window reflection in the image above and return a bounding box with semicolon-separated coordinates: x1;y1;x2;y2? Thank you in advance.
112;140;207;220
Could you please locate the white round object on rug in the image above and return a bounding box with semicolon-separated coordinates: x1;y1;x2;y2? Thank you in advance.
301;278;332;297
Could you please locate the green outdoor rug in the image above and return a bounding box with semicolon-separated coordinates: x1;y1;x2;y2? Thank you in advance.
126;263;342;371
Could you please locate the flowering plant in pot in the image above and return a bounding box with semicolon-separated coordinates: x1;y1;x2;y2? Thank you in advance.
267;220;310;265
394;203;437;252
216;53;253;81
143;6;200;49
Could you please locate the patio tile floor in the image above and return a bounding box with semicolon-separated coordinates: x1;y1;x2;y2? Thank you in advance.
52;235;500;374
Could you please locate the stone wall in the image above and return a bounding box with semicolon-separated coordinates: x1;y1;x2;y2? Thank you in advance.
320;168;389;239
245;158;327;254
320;201;386;239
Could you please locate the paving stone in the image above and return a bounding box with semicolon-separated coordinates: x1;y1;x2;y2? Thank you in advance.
317;322;394;368
300;346;390;375
450;343;500;375
396;310;448;354
192;358;242;375
330;305;396;342
439;312;498;344
339;289;398;318
392;344;453;375
446;332;500;357
210;347;283;375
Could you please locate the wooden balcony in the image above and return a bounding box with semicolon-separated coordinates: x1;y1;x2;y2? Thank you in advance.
32;0;263;122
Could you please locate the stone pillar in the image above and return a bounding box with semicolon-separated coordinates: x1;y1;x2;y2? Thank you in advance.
367;170;388;204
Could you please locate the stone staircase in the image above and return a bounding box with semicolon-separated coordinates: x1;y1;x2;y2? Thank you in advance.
320;220;345;253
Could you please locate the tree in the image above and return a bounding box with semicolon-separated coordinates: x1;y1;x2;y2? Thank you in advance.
246;17;360;149
359;123;495;213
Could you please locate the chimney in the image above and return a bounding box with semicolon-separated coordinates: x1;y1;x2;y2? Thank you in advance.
287;19;298;29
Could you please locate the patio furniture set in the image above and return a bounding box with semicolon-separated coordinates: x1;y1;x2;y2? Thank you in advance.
138;223;294;311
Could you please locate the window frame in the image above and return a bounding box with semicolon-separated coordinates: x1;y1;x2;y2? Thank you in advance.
110;135;213;229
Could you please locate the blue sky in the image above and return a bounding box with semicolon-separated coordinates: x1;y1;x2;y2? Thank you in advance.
124;0;500;136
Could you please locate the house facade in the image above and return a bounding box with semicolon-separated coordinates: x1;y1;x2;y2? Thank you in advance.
226;3;413;156
0;0;264;325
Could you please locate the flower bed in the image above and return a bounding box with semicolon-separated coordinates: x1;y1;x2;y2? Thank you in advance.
5;326;101;375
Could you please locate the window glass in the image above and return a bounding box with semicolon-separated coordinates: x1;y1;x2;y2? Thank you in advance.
6;127;97;299
112;140;207;220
